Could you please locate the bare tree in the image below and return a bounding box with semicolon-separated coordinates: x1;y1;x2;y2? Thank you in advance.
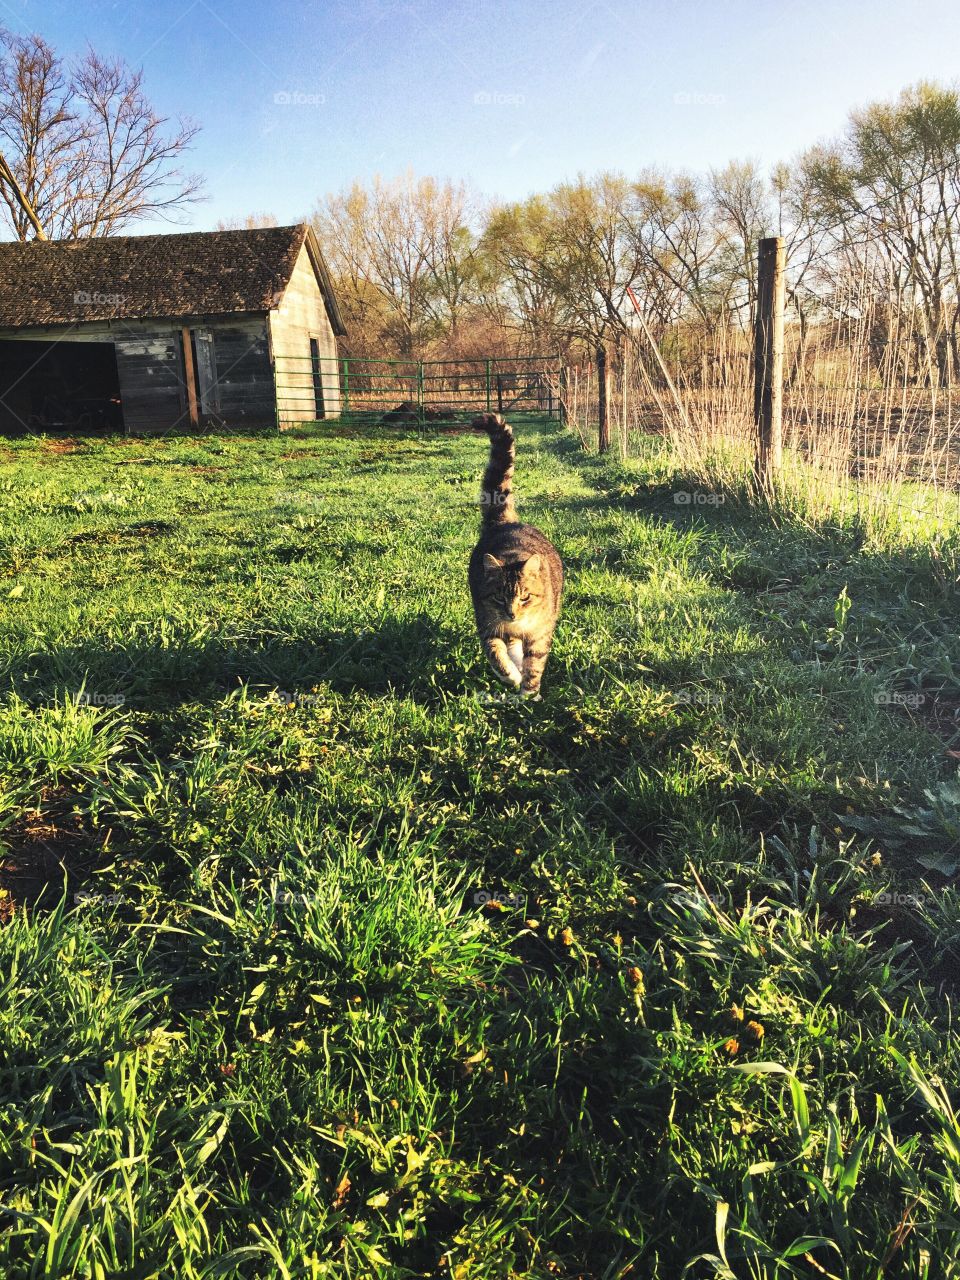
0;30;203;240
709;159;770;330
800;81;960;383
313;173;481;357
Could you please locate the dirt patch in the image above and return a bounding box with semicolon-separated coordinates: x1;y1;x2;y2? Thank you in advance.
850;898;960;992
41;438;85;455
0;789;105;918
916;690;960;752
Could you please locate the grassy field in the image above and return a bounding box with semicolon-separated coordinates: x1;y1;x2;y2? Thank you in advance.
1;414;960;1278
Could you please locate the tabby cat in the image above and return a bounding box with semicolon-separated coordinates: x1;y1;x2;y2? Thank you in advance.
468;414;563;699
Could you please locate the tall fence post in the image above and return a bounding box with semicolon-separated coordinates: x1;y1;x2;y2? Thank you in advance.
341;358;350;415
485;359;492;412
754;236;785;489
597;342;610;453
416;360;424;421
559;363;568;424
181;327;199;428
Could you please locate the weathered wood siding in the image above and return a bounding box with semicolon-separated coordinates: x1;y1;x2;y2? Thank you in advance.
114;329;185;434
207;318;274;426
268;244;341;425
0;315;275;435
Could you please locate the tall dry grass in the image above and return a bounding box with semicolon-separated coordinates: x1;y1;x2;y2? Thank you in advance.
565;263;960;548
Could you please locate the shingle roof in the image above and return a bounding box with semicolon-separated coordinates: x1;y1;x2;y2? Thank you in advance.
0;223;346;333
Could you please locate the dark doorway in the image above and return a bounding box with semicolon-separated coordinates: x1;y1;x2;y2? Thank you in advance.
310;337;325;419
0;339;124;434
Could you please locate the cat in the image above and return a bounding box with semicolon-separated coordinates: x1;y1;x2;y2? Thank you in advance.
468;414;563;699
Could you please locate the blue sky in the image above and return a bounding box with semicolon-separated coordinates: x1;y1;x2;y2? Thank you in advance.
3;0;959;231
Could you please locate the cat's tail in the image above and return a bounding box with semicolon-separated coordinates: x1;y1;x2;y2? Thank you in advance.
473;413;516;526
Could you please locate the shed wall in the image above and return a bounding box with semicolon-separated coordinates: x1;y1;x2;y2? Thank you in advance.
268;243;342;425
0;315;275;435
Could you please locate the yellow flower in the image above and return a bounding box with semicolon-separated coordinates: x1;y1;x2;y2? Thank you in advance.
723;1039;739;1056
745;1020;765;1042
560;927;575;947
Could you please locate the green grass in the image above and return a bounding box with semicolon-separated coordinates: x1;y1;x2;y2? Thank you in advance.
1;416;960;1278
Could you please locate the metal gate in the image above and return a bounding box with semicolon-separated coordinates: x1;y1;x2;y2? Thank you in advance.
273;353;565;428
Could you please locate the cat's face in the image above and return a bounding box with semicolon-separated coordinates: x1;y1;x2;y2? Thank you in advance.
482;553;545;621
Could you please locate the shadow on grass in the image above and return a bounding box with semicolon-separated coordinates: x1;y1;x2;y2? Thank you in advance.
553;466;958;599
4;613;466;710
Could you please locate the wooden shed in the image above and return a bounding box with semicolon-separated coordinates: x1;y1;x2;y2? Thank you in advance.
0;223;346;435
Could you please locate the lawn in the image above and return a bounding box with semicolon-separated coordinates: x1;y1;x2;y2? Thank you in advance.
1;414;960;1278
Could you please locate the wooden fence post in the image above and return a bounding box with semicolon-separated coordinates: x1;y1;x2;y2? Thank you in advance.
181;327;199;428
597;342;611;453
559;362;568;424
753;235;785;488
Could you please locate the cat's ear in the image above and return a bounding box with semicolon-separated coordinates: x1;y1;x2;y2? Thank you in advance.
521;554;541;576
483;553;503;572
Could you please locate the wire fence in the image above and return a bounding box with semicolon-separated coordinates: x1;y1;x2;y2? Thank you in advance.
564;256;960;547
273;354;565;427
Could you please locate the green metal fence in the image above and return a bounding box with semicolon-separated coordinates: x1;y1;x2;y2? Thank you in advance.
273;353;566;428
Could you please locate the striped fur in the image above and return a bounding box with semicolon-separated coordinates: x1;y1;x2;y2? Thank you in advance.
478;413;517;524
468;414;563;698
